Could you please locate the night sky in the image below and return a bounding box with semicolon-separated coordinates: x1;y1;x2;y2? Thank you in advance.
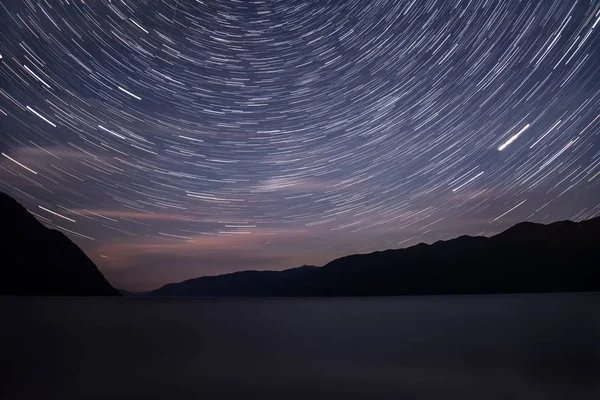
1;0;599;291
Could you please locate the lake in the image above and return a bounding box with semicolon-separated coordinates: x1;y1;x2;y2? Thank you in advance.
2;293;599;399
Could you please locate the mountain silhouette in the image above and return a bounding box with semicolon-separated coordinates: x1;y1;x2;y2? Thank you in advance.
145;217;600;297
0;192;119;296
148;265;319;297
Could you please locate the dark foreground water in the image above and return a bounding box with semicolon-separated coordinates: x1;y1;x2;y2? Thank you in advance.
1;294;599;400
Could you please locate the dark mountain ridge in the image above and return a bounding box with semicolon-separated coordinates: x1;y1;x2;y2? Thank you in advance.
146;216;600;297
149;265;319;297
2;189;597;297
0;192;119;296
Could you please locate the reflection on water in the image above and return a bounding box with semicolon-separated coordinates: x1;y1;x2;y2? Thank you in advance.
2;294;599;399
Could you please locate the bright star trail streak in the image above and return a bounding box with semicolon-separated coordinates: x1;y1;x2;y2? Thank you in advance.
498;124;531;151
0;0;599;291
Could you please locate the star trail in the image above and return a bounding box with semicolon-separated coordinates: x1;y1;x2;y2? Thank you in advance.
1;0;599;290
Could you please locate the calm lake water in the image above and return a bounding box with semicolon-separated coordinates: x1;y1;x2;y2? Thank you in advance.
2;294;599;399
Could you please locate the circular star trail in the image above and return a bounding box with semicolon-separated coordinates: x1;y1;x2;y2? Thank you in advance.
1;0;599;289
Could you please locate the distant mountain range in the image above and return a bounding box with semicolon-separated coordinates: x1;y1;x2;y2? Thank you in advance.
144;216;600;297
148;265;320;297
0;192;119;296
2;190;598;297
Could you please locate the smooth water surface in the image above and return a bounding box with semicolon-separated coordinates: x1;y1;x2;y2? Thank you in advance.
2;294;599;399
